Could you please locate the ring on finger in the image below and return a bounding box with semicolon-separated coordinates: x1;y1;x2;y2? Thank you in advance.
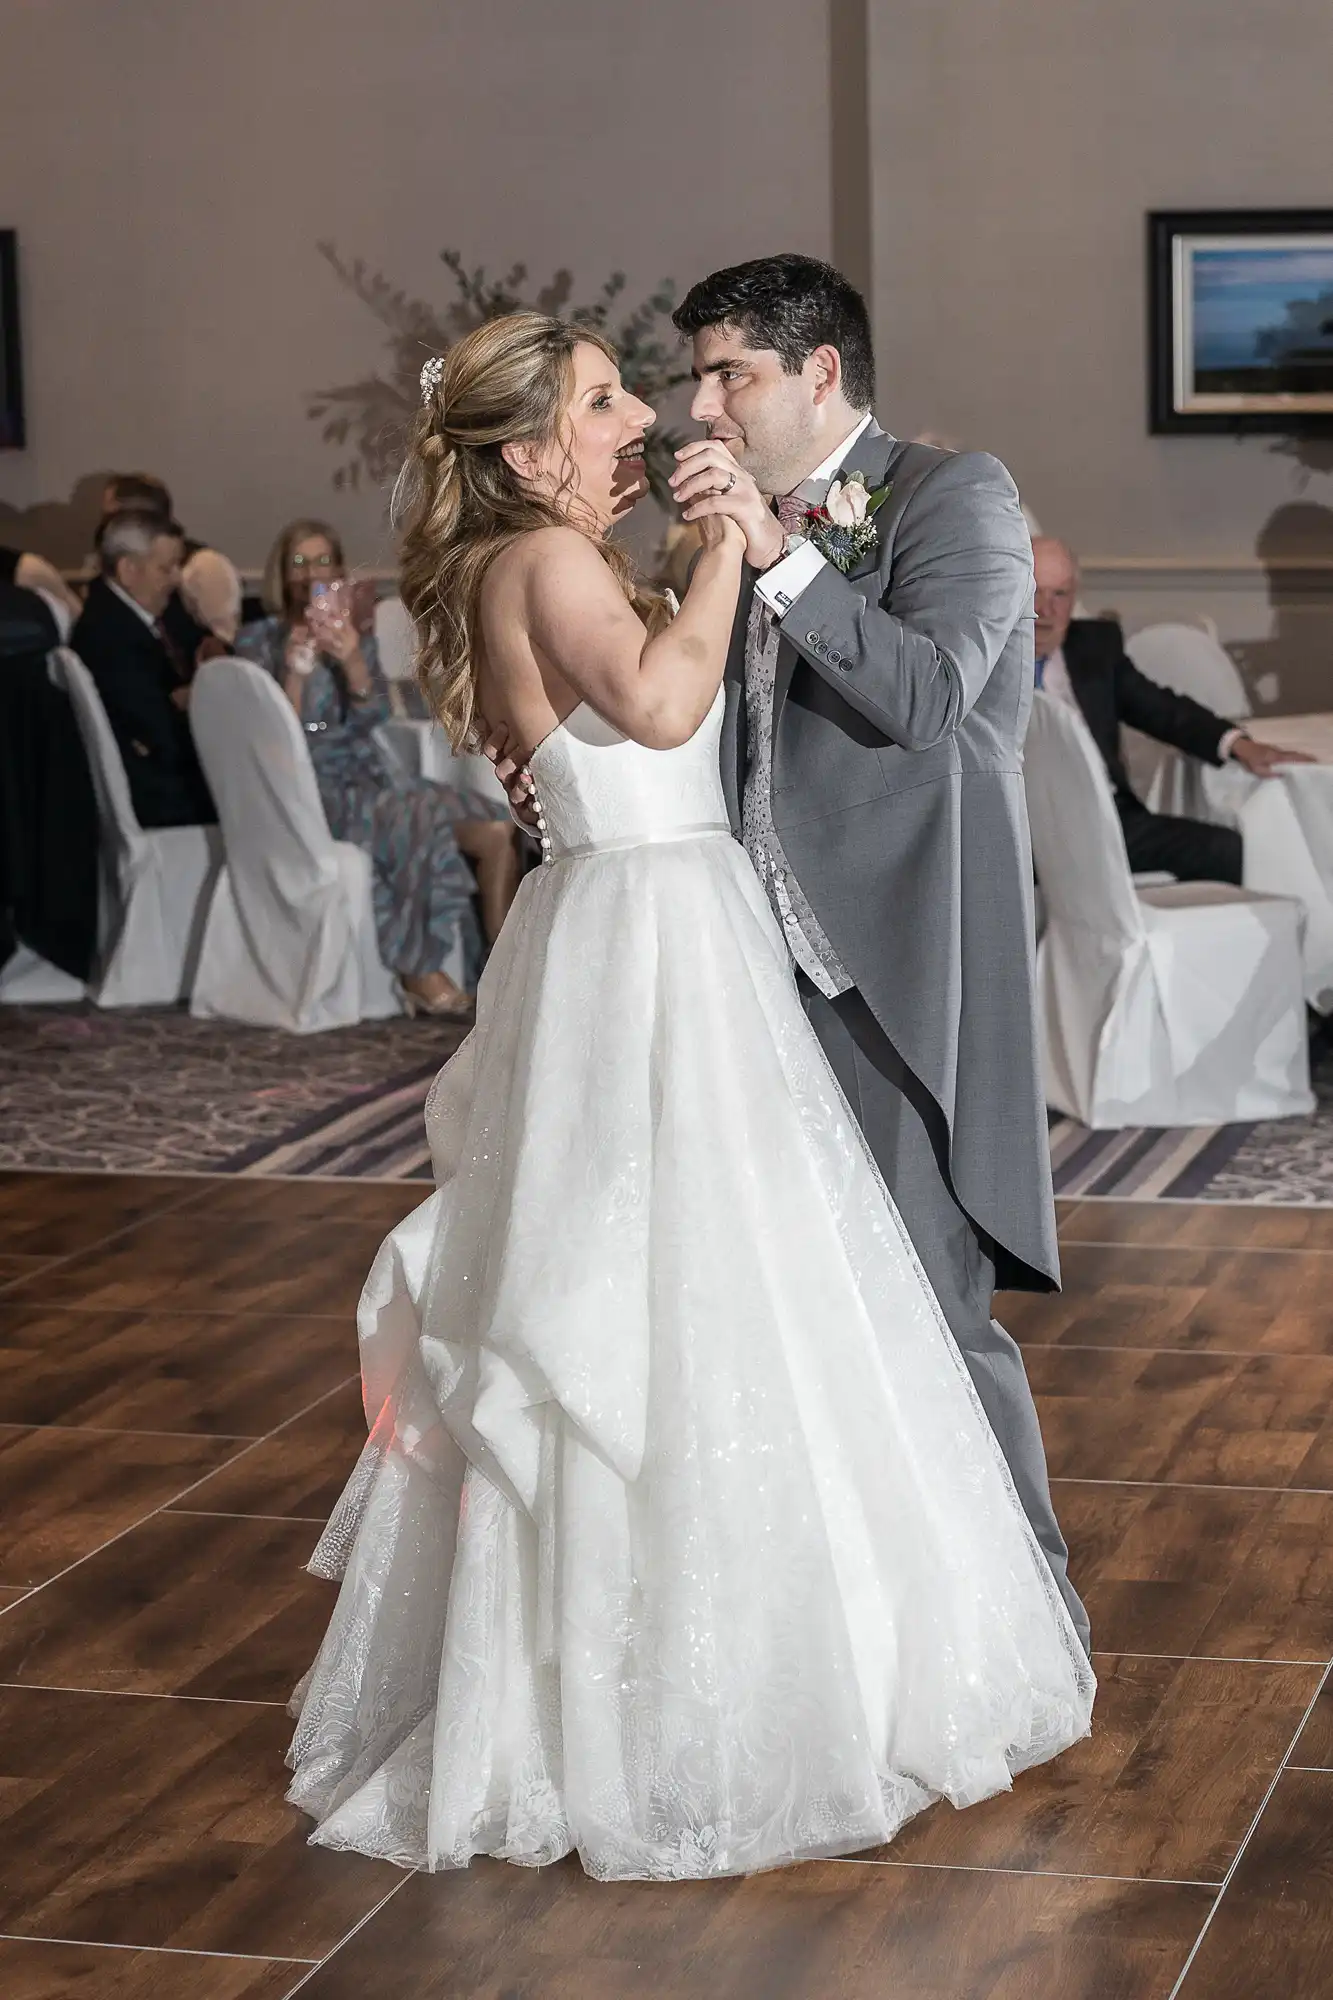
719;471;736;494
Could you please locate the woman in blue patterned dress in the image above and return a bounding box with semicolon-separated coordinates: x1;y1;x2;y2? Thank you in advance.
237;519;519;1015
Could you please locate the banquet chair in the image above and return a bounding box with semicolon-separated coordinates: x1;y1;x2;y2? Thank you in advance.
1121;624;1333;1009
1023;690;1311;1128
1119;622;1251;819
373;592;505;801
54;648;222;1007
188;656;401;1032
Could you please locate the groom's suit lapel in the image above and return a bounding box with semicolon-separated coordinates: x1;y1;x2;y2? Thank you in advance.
770;419;897;753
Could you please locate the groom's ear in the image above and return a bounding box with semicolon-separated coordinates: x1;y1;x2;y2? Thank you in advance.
808;344;843;406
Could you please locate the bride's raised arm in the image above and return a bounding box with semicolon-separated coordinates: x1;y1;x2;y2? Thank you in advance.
519;519;745;751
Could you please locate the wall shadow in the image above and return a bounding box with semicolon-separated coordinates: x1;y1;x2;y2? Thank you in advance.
1231;500;1333;715
0;473;109;569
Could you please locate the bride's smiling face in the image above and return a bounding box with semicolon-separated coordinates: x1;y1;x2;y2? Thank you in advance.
506;342;655;534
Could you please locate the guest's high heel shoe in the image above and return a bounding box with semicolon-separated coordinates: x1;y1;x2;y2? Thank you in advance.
398;976;474;1020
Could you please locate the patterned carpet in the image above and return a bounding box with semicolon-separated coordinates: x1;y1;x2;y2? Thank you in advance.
1;1001;1331;1201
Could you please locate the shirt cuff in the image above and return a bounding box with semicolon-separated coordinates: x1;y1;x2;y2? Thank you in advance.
754;538;828;616
1219;728;1244;762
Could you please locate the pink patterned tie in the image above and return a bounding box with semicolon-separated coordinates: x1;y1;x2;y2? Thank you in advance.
776;491;810;537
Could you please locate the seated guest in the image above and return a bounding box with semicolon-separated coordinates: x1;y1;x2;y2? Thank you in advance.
99;472;251;659
1032;537;1310;884
237;518;519;1015
71;510;216;827
0;544;81;638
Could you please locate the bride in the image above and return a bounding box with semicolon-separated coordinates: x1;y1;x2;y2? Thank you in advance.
285;312;1094;1881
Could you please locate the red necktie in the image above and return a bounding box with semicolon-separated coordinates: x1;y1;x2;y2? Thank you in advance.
776;492;810;536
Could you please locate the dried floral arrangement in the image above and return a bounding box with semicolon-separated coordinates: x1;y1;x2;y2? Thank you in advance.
308;244;691;505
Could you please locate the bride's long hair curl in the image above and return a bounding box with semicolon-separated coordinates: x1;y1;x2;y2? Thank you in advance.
395;312;664;750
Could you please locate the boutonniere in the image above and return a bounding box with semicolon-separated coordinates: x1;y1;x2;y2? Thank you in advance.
801;471;893;573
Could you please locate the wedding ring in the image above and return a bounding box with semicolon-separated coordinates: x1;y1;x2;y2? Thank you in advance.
721;471;736;494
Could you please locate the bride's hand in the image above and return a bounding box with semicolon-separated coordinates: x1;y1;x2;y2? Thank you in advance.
695;513;747;556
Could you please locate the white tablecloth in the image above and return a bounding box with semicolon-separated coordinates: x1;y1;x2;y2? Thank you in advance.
1208;716;1333;1011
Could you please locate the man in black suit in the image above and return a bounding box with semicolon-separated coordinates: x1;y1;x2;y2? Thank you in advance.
71;510;215;828
1032;538;1310;884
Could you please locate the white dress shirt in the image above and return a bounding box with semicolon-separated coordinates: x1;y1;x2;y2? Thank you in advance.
753;411;875;618
108;578;161;633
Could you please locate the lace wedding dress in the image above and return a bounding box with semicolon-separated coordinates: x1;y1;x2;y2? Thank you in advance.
286;688;1094;1880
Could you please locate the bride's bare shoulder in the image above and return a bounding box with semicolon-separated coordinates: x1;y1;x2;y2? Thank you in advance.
488;526;613;599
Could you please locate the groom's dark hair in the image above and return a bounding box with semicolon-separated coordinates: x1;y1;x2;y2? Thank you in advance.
673;254;875;410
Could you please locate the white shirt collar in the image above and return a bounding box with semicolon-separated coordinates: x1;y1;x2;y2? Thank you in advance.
107;578;160;632
793;411;875;504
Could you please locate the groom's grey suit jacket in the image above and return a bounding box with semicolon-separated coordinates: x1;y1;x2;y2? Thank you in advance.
720;423;1058;1293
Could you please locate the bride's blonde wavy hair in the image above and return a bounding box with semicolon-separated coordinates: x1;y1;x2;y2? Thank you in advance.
396;312;666;749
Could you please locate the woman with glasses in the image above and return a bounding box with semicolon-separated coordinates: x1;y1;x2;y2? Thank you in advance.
237;518;519;1015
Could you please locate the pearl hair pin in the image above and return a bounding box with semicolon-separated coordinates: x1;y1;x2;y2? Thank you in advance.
419;355;445;405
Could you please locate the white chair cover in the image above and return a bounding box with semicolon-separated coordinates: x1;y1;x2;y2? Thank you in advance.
54;649;221;1007
1024;691;1311;1128
0;945;85;1004
373;593;506;801
1117;627;1333;1010
188;656;400;1033
1120;623;1250;820
373;594;416;683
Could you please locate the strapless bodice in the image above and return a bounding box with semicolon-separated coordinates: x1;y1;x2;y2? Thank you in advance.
527;688;729;862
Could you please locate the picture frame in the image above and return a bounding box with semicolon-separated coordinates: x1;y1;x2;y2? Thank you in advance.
0;230;23;450
1148;208;1333;435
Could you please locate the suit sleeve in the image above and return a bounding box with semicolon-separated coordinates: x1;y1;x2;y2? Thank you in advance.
775;451;1033;750
1111;646;1232;766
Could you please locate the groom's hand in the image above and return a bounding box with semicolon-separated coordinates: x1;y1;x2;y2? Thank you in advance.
669;441;785;571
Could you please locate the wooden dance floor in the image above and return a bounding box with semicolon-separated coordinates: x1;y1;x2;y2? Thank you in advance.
0;1171;1331;1997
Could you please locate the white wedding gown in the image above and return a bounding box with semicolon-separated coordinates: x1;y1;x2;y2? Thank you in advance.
286;688;1094;1880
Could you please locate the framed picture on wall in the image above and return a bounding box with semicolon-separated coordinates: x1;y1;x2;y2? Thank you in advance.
1149;209;1333;434
0;231;23;449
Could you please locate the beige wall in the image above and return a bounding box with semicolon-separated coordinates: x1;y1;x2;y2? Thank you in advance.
0;0;831;569
866;0;1333;707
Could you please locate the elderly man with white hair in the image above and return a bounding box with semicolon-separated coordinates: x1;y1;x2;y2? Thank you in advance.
1031;536;1311;884
71;509;216;828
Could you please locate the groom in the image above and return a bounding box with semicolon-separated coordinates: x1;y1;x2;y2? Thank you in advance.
669;254;1090;1654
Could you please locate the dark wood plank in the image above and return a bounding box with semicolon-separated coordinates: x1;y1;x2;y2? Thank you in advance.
0;1937;301;1999
1027;1345;1333;1488
0;1256;57;1286
887;1656;1316;1882
1177;1769;1333;1998
171;1177;425;1230
1002;1244;1333;1357
0;1427;242;1587
1058;1201;1333;1252
1061;1482;1333;1662
0;1685;398;1958
0;1210;392;1317
168;1380;364;1521
1291;1676;1333;1768
0;1304;353;1434
0;1173;203;1258
0;1512;334;1700
295;1855;1210;2000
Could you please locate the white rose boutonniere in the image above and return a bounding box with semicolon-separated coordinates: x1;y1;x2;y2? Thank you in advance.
801;470;892;573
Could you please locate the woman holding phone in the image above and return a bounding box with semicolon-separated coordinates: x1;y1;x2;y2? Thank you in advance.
237;518;519;1014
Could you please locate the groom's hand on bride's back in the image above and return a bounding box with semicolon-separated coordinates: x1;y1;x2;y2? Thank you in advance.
669;440;785;571
482;720;541;832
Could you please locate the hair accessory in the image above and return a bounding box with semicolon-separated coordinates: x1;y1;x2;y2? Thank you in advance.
419;355;445;405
